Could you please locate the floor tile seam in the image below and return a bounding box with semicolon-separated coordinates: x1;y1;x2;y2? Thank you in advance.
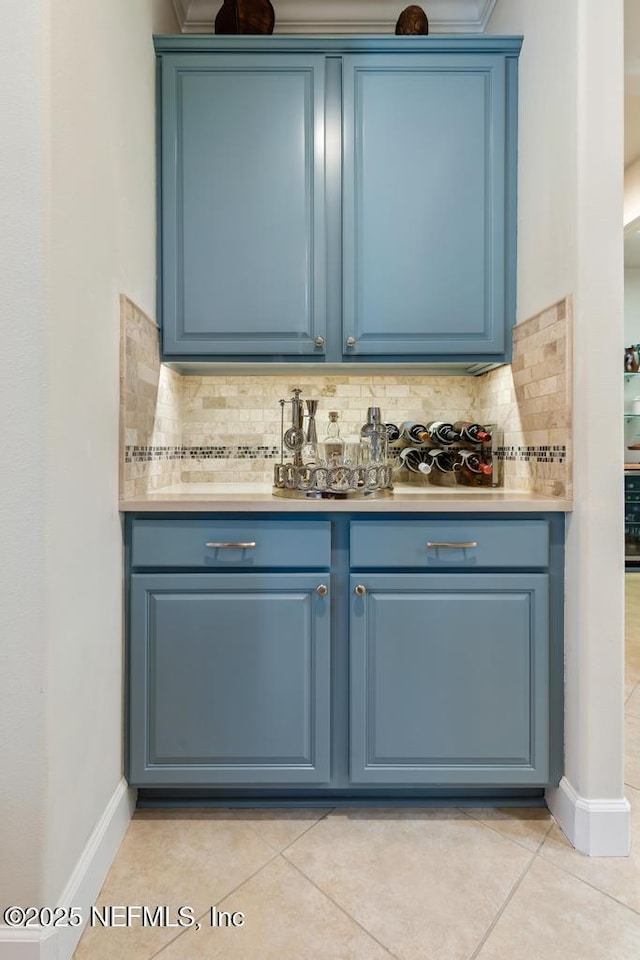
466;849;537;960
625;681;639;705
257;806;337;857
533;846;640;918
534;818;556;853
624;777;640;790
459;806;552;856
149;847;283;960
281;854;401;960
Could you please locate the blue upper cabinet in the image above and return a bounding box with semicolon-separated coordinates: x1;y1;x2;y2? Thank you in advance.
343;54;509;358
155;38;521;363
159;52;327;357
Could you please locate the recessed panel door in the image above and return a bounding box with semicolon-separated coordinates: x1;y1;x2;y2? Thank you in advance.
343;54;508;357
161;55;327;356
350;573;549;785
129;573;330;785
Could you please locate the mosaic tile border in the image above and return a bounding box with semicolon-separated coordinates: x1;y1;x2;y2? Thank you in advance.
125;444;280;464
126;442;566;467
497;445;567;464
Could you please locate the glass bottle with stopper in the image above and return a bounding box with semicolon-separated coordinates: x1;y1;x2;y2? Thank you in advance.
322;411;344;466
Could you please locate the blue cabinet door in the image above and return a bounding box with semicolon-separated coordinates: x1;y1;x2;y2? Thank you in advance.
129;573;330;785
350;573;549;785
160;54;327;357
342;54;513;358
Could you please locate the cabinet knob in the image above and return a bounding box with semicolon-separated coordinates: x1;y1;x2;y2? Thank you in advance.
314;336;325;348
316;584;328;596
354;584;367;596
346;336;357;347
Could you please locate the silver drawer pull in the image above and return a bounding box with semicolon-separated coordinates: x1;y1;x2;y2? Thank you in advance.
426;541;478;549
205;541;257;549
354;584;367;596
316;584;328;596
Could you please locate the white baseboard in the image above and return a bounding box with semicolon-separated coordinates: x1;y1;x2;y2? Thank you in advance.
0;778;136;960
546;777;631;856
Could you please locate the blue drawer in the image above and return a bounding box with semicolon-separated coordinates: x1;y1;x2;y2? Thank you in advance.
131;518;331;569
350;519;549;569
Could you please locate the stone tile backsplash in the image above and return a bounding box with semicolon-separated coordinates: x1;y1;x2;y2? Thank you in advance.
179;374;480;484
120;296;183;499
478;296;572;499
120;295;572;499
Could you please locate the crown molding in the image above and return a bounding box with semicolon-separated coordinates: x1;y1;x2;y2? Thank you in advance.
173;1;497;35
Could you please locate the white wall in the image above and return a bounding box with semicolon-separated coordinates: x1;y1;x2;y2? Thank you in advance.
489;0;626;842
624;158;640;226
488;1;578;322
0;0;49;908
1;0;177;911
43;0;178;906
625;269;640;463
626;268;640;344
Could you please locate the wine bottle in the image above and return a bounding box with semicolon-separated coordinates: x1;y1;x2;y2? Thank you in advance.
458;450;493;476
399;448;432;475
452;421;492;444
425;421;460;445
428;449;461;472
399;421;429;444
385;422;401;443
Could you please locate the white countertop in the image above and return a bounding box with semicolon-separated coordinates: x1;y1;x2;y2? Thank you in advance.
119;483;572;513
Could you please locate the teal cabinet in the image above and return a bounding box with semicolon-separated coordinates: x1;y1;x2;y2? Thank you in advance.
159;53;327;357
343;53;510;357
126;512;561;797
129;572;331;785
350;573;550;785
155;37;520;363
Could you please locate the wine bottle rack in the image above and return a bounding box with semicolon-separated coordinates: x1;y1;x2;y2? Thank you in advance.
389;422;502;488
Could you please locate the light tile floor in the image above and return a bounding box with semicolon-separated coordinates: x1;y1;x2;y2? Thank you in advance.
74;574;640;960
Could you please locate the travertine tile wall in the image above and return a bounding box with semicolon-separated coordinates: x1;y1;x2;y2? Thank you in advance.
479;296;572;498
120;296;183;498
120;295;572;498
180;375;479;484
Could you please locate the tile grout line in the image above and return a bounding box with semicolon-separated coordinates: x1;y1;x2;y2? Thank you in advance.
459;807;554;856
466;851;537;960
242;806;336;857
533;848;640;919
281;854;402;960
625;681;638;705
148;846;284;960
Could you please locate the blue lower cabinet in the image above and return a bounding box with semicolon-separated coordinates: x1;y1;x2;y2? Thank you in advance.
350;573;550;786
129;573;331;786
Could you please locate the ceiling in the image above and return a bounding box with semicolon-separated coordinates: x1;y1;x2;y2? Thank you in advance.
172;0;498;34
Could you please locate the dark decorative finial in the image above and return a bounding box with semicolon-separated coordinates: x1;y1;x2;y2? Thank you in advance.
395;5;429;35
215;0;275;35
